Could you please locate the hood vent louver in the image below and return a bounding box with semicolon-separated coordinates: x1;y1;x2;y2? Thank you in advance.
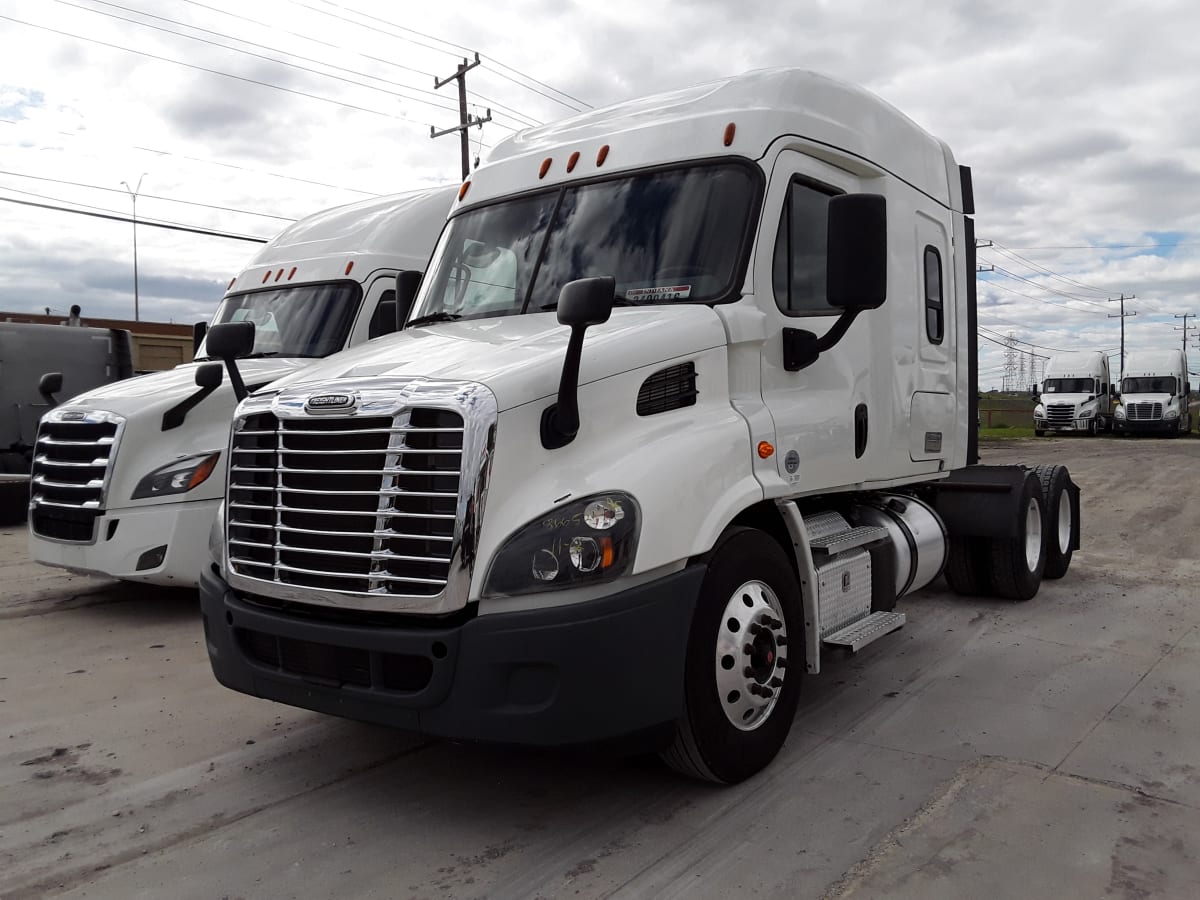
637;362;698;417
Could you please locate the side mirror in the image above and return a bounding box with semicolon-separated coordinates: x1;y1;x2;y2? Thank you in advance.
204;322;254;401
194;362;223;389
192;321;208;355
396;270;423;330
541;276;616;449
39;372;63;406
827;194;887;310
1030;384;1039;399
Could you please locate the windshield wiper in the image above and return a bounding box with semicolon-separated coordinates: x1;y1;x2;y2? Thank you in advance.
406;311;463;328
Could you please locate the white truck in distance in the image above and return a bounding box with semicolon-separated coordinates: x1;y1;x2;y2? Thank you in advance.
29;185;455;587
1114;348;1192;436
199;69;1082;784
1033;350;1113;435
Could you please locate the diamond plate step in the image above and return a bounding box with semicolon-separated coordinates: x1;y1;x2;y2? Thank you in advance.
822;611;906;651
809;524;889;555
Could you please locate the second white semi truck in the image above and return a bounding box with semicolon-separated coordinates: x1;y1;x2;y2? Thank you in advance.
198;69;1082;783
1114;349;1192;436
28;185;455;586
1033;350;1113;435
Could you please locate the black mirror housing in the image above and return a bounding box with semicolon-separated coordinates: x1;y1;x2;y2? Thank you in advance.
192;321;208;355
39;372;64;399
827;194;887;310
194;362;223;389
557;276;615;327
396;270;423;330
205;321;255;360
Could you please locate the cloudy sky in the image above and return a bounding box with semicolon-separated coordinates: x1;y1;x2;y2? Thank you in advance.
3;0;1199;386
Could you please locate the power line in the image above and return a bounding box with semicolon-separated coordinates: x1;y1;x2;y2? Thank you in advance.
0;194;270;242
1000;241;1200;251
982;263;1112;308
0;169;296;222
980;279;1111;317
0;14;471;139
986;241;1119;297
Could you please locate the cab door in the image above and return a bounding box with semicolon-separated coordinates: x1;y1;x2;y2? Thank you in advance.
909;211;955;463
753;150;877;494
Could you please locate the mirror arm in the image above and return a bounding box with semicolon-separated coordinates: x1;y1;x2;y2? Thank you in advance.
223;359;248;402
783;309;863;372
540;324;587;449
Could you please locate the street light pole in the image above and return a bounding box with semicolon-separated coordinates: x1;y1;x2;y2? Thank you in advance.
121;173;147;321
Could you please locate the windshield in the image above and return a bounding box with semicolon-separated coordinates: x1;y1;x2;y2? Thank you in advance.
410;162;759;322
1044;378;1096;394
203;281;362;358
1122;376;1176;394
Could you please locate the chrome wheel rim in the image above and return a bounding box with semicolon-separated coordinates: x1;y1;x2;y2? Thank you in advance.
1025;496;1043;571
1056;491;1071;554
715;580;788;732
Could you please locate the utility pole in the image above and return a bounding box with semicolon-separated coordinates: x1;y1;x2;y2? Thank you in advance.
431;53;492;180
1107;293;1136;380
121;173;148;321
1173;313;1196;355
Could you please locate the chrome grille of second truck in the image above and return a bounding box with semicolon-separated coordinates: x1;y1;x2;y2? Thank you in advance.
1126;402;1163;421
226;409;463;596
30;416;121;543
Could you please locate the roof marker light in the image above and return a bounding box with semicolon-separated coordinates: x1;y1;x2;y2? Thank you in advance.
227;277;235;290
288;267;297;280
345;260;355;276
261;271;270;284
275;268;284;282
459;180;471;201
567;151;580;173
539;157;553;179
724;122;736;146
596;144;610;167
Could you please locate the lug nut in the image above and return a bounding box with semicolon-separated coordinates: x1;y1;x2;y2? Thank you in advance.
743;643;754;655
777;658;788;669
749;623;764;636
770;677;783;688
744;666;755;678
760;687;775;699
748;684;762;696
776;636;788;646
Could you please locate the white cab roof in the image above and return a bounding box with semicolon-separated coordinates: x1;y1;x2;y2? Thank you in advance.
473;68;957;209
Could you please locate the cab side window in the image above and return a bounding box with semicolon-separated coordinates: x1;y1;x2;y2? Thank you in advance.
923;246;944;344
772;179;840;315
367;290;397;339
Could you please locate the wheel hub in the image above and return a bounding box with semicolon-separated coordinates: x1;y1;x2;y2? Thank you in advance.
715;580;789;731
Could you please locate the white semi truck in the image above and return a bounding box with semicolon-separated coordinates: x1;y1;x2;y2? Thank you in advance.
1033;350;1113;435
199;69;1082;783
1114;349;1191;436
28;185;455;586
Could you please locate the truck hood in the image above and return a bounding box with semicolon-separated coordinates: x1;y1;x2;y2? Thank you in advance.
261;307;728;411
62;359;311;417
1121;393;1175;405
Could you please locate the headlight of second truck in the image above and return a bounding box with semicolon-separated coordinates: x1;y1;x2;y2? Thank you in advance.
483;493;640;598
1033;404;1045;420
131;451;221;499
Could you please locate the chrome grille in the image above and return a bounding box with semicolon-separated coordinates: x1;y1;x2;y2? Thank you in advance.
30;411;123;543
226;408;464;597
1126;402;1162;421
1045;404;1075;424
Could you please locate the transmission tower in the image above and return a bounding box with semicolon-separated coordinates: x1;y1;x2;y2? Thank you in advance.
1003;333;1018;392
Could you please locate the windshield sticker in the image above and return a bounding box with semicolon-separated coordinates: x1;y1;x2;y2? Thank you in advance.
626;284;693;302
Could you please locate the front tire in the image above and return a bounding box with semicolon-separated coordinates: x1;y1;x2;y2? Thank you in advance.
661;527;803;784
1034;429;1045;437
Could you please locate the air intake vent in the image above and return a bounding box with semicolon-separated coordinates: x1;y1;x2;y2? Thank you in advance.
637;362;698;416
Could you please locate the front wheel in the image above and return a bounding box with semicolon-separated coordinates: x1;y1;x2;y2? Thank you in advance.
1034;429;1045;437
661;527;803;784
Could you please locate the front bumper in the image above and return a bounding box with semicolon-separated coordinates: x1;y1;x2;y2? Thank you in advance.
1114;418;1175;433
29;497;220;587
200;563;704;746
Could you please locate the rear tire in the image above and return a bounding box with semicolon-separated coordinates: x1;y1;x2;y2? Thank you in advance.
986;474;1046;601
944;536;989;596
661;527;803;784
1032;465;1074;579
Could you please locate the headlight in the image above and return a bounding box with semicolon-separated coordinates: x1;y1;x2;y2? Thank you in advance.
483;492;640;598
1079;407;1095;418
132;452;221;499
1165;408;1179;420
1115;405;1126;419
1033;405;1045;419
